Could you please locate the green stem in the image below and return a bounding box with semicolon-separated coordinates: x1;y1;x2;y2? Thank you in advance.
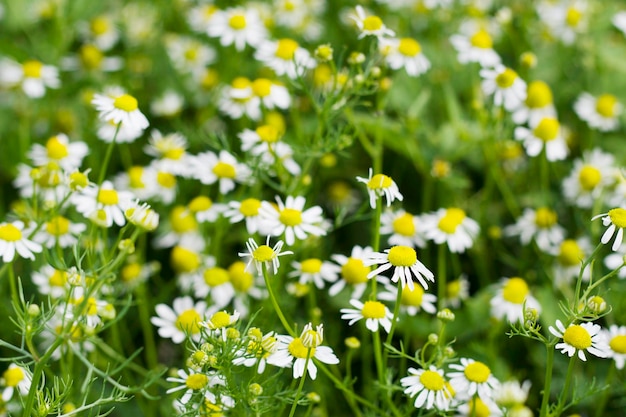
288;352;311;417
594;363;616;417
384;284;403;349
555;356;577;414
437;244;446;310
370;199;383;299
97;124;120;185
261;264;295;337
7;263;20;312
372;330;385;389
136;284;158;370
23;337;66;415
540;343;555;417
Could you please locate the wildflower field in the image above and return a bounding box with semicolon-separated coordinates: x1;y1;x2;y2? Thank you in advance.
2;0;626;416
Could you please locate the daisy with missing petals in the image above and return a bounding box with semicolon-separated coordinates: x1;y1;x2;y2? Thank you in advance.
340;299;394;333
92;86;149;132
514;116;568;161
489;277;541;323
366;245;434;291
549;320;608;361
1;364;32;401
449;27;501;67
379;37;430;77
562;148;617;209
254;38;316;79
504;207;565;252
238;237;293;275
600;325;626;369
593;208;626;251
380;209;427;248
289;258;341;290
378;282;437;316
480;65;527;112
207;7;268;51
423;208;480;253
448;358;500;401
202;310;240;340
356;168;403;209
401;366;452;410
0;221;42;263
233;328;277;373
150;296;207;344
574;92;622;132
259;195;327;246
267;323;339;380
192;150;252;195
350;6;395;40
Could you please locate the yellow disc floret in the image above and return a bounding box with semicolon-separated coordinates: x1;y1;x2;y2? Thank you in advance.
175;309;202;334
463;361;491;383
495;68;518;89
609;335;626;354
392;213;416;236
608;208;626;228
562;324;592;350
275;39;299;60
502;277;529;304
398;38;421;57
361;300;386;319
419;370;445;391
533;118;560;142
534;207;557;228
596;94;618;118
387;246;417;267
279;208;302;226
0;224;22;242
438;208;466;234
470;29;493;49
186;373;209;390
341;258;370;284
113;94;138;112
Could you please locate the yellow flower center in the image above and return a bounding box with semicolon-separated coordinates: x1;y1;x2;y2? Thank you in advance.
90;16;109;35
341;258;369;284
387;245;417;267
189;196;212;212
228;14;247;30
464;361;491;383
361;300;386;319
288;337;314;359
525;80;553;108
49;270;67;287
46;136;69;159
470;29;493;49
209;311;231;328
534;117;560;142
170;206;197;233
80;44;103;69
596;94;618;118
401;285;424;307
578;165;601;191
534;207;557;228
256;124;280;143
0;224;22;242
171;246;201;273
46;215;70;236
279;208;302;226
447;280;462;298
502;277;529;304
128;166;145;189
97;188;119;205
232;77;251;89
203;267;230;287
175;309;202;334
113;94;139;112
185;373;209;390
3;367;25;387
609;208;626;228
562;324;592;350
239;198;262;216
392;213;415;236
229;261;253;292
157;172;176;188
212;161;236;179
253;245;275;262
184;46;198;62
164;147;184;160
495;68;518;89
363;15;383;31
419;370;445;391
301;258;322;273
438;208;466;234
558;240;584;267
565;7;583;28
252;78;272;97
275;39;299;60
23;60;43;78
121;263;141;283
367;174;392;190
468;397;490;417
609;335;626;354
398;38;421;57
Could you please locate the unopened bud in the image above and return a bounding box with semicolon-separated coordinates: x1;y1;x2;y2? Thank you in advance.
437;308;455;322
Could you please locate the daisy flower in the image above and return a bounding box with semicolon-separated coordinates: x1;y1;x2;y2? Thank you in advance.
1;364;32;401
238;237;293;275
186;3;218;34
153;206;204;251
60;44;123;74
150;296;208;344
233;328;277;373
378;282;437;316
0;220;42;262
538;0;588;45
574;92;622;132
448;358;500;401
267;323;339;380
192;150;252;195
504;207;565;252
349;6;395;40
401;366;452;410
356;168;403;209
379;37;430;77
28;134;88;171
202;310;240;340
329;245;377;298
490;277;541;323
164;34;216;79
223;198;266;234
32;265;69;299
380;209;427;248
218;77;260;120
125;200;160;231
512;80;557;126
82;14;119;50
188;196;225;224
92;86;149;132
72;180;134;227
480;65;526;112
254;38;316;79
366;245;434;291
549;320;608;361
423;207;480;253
259;195;327;246
288;258;341;290
193;266;235;309
150;90;184;118
456;396;502;417
0;58;59;98
594;208;626;251
600;325;626;369
562;148;617;209
228;261;266;317
514;116;568;161
446;274;470;308
207;7;268;51
166;368;213;405
551;238;592;287
449;27;501;68
144;130;193;177
34;215;87;249
340;299;393;333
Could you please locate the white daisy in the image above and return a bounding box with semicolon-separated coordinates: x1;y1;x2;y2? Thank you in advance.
96;118;144;143
82;14;119;51
379;37;431;77
380;209;427;248
191;150;252;195
150;90;184;118
144;130;193;177
238;237;293;275
28;134;88;171
612;11;626;37
150;296;208;344
0;58;59;98
512;80;557;126
329;245;378;298
288;258;341;290
92;86;149;132
449;27;501;67
254;38;316;79
574;92;622;132
0;220;42;262
549;320;608;361
218;77;260;120
456;397;502;417
207;7;268;51
232;328;277;373
153;206;205;251
71;180;135;227
489;277;541;323
378;282;437;316
193;266;235;309
34;215;87;248
340;299;393;333
504;207;565;252
1;364;32;401
550;237;592;287
538;0;588;45
166;369;226;405
349;6;395;40
600;325;626;369
125;200;160;231
356;168;403;209
32;265;69;299
164;33;216;79
223;198;266;234
366;245;434;291
259;195;327;246
480;65;527;112
514;116;568;161
401;366;452;410
593;208;626;251
422;207;480;253
562;148;617;209
60;44;123;74
187;196;225;224
448;358;500;401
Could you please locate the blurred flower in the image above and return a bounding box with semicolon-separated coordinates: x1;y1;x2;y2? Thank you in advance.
35;215;86;248
340;299;393;333
514;116;568;161
329;245;377;298
401;366;452;410
512;80;557;126
600;325;626;369
233;328;277;373
144;130;193;177
379;37;430;77
28;134;88;172
0;221;42;262
150;90;184;118
490;277;541;323
549;320;608;361
289;258;341;290
446;275;470;308
480;65;526;111
538;0;588;45
423;208;480;253
562;148;617;208
92;87;149;132
505;207;565;252
255;38;316;79
574;92;622;132
192;150;252;195
378;282;437;316
450;27;501;67
550;237;592;287
356;168;403;209
72;180;135;227
1;364;32;401
193;266;235;309
80;15;119;50
207;7;268;51
350;6;395;40
0;58;59;98
259;195;327;246
380;209;427;248
32;265;69;299
612;11;626;36
448;358;500;401
150;296;207;344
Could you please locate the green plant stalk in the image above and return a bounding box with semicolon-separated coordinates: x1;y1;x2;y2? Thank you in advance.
594;363;616;417
540;343;556;417
261;264;295;337
370;198;382;299
7;263;20;314
554;355;577;416
437;244;446;311
288;351;311;417
135;283;158;370
23;337;66;415
97;123;121;186
372;329;385;386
